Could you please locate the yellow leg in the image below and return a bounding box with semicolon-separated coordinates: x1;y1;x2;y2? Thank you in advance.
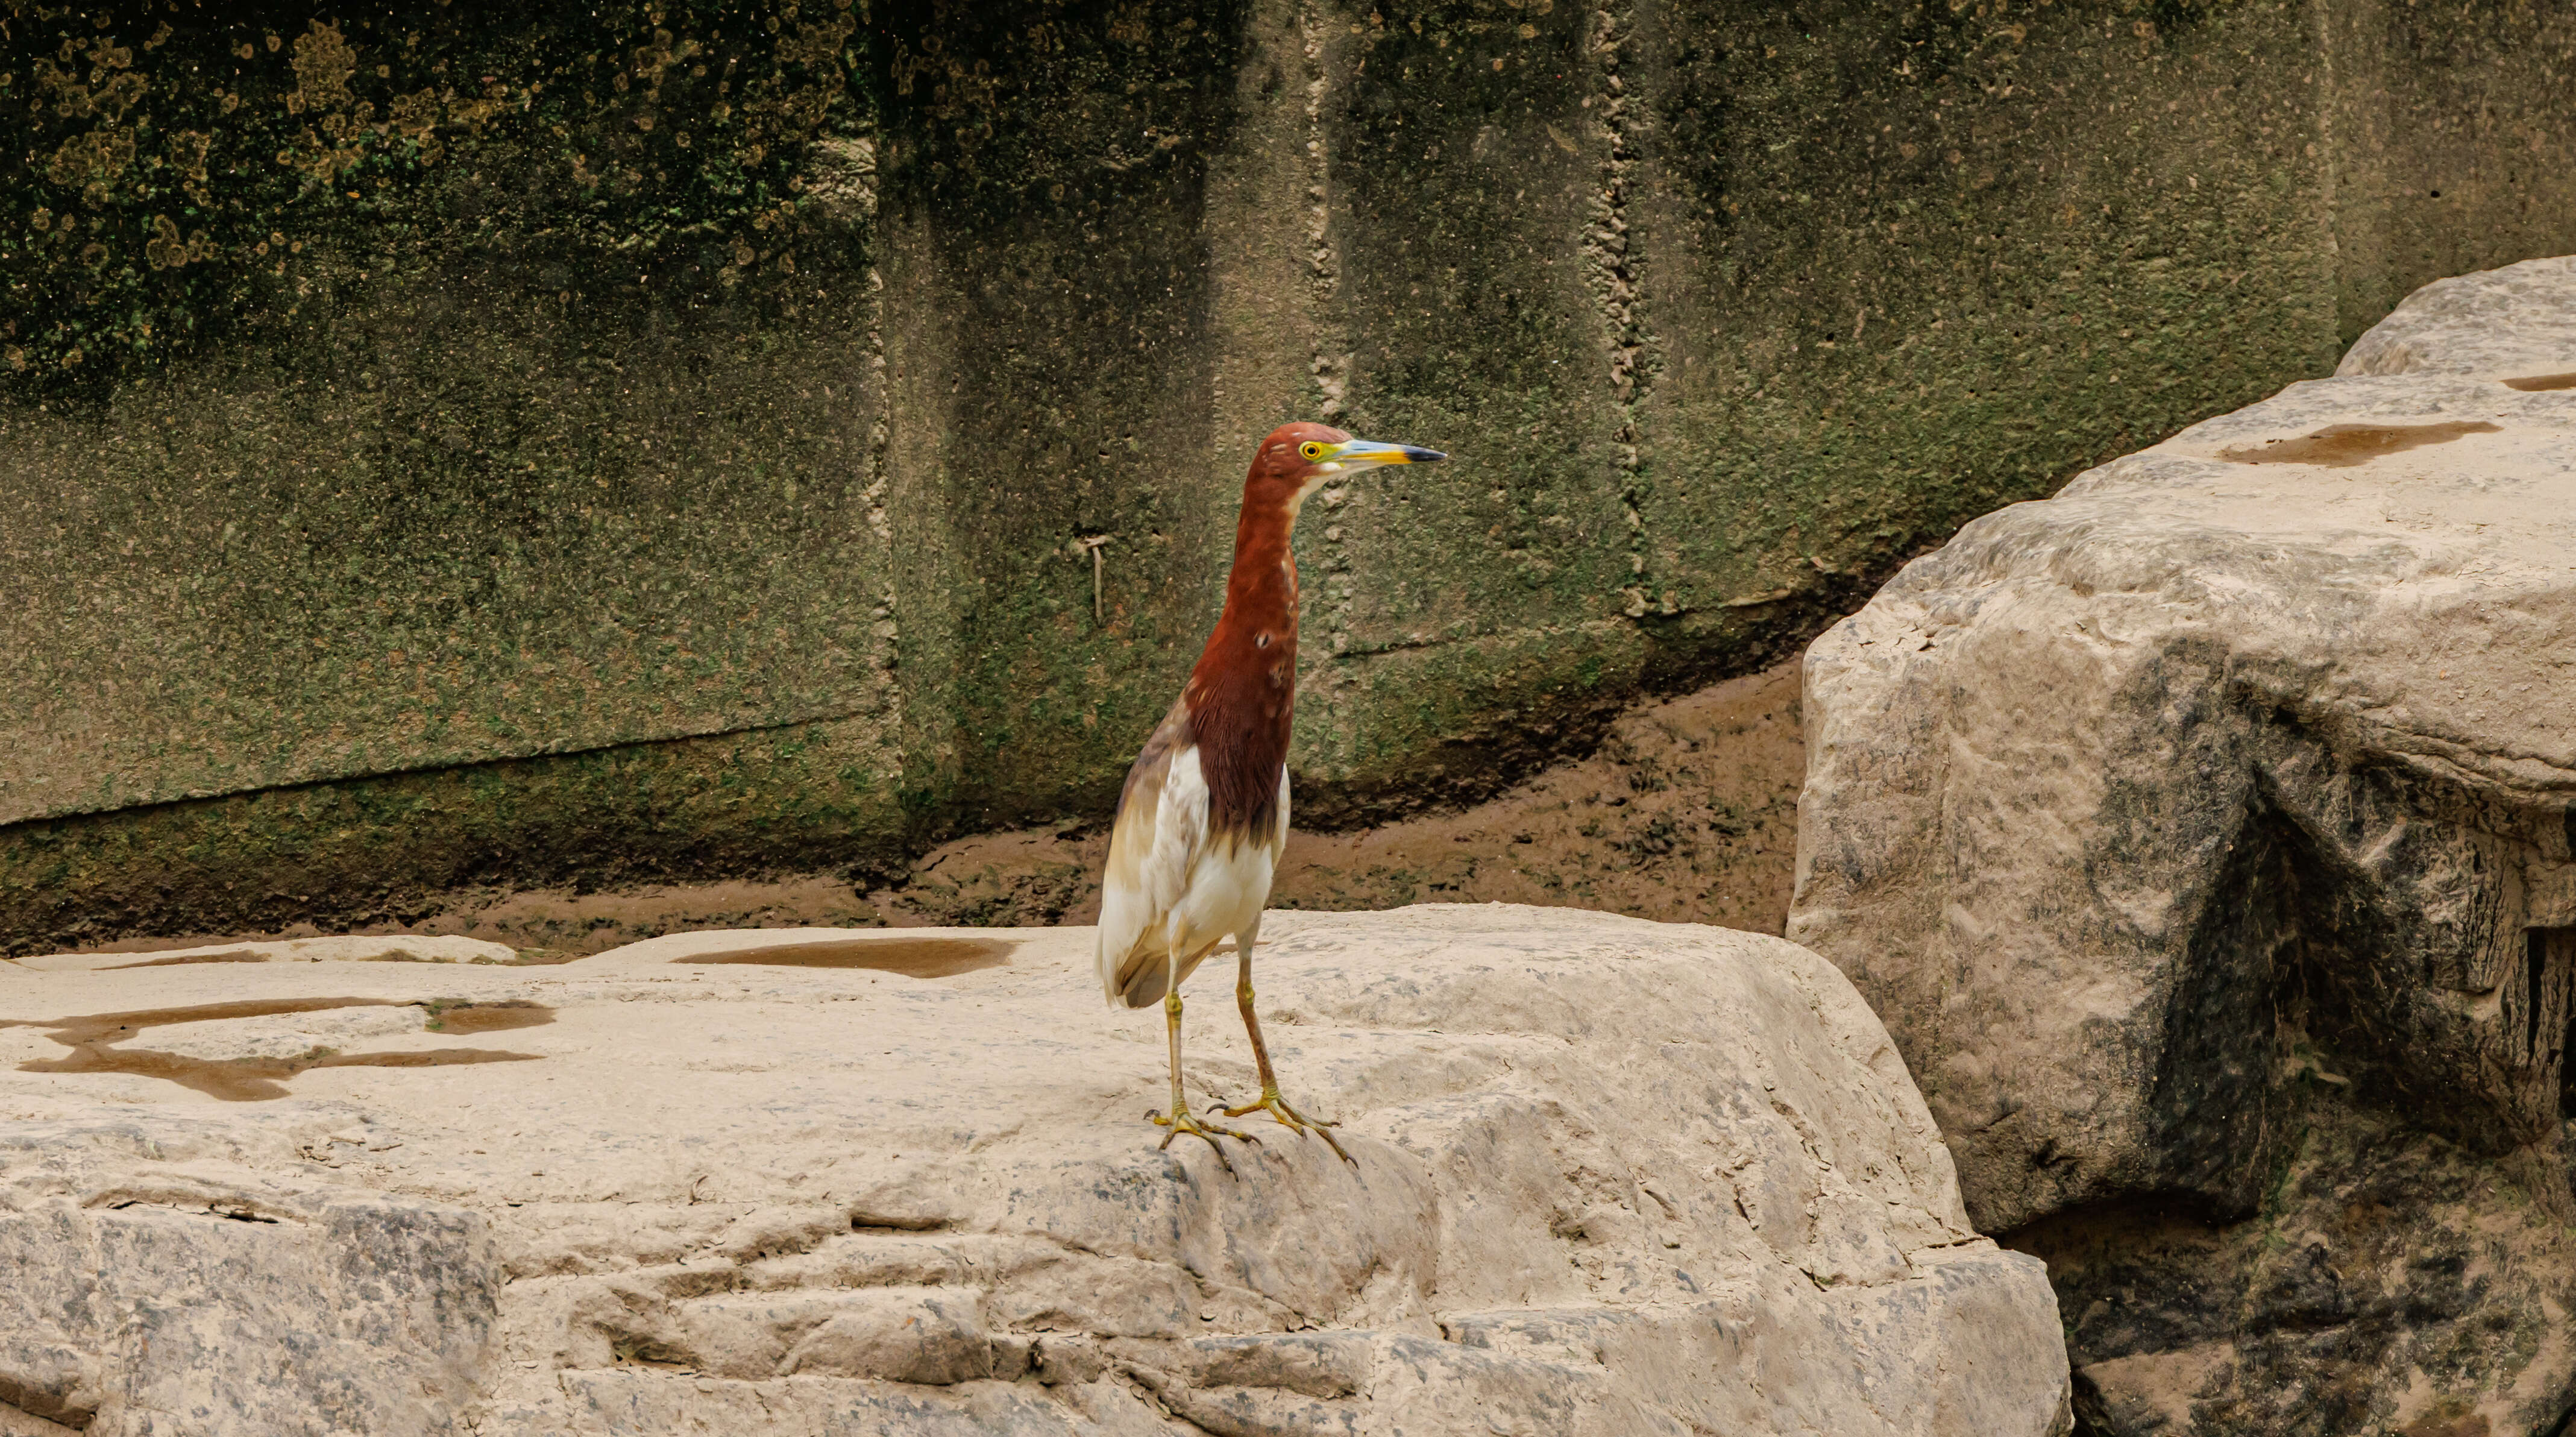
1146;971;1255;1169
1220;943;1355;1165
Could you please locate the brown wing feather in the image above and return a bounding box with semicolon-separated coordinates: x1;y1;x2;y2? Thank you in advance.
1098;700;1216;1005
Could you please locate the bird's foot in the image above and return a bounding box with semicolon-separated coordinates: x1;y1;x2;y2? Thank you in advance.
1148;1103;1258;1173
1222;1087;1355;1166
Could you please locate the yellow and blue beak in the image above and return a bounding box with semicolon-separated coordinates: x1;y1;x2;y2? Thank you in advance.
1318;438;1448;471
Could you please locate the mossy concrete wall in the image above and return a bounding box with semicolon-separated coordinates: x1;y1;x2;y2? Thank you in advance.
4;0;2574;949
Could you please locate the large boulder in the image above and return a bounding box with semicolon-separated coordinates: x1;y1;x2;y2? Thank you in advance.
1791;255;2576;1433
0;905;2068;1436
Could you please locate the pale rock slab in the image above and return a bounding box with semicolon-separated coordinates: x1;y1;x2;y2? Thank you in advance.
1791;254;2576;1434
2339;253;2576;382
0;906;2069;1435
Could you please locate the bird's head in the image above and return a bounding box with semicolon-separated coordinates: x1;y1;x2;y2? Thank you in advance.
1251;421;1447;514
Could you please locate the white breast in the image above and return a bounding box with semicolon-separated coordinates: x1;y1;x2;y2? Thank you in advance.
1095;744;1289;1008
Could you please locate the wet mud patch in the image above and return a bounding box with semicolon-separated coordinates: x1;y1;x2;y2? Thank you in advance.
867;661;1810;934
486;949;588;966
422;999;554;1034
2217;420;2502;467
675;937;1013;979
4;996;548;1101
2502;371;2576;392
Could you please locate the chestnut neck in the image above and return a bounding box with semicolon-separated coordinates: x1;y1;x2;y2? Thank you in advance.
1216;489;1299;641
1181;479;1305;839
1194;485;1301;679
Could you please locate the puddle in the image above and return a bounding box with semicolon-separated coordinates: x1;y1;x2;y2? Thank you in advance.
106;950;267;969
2503;372;2576;392
2216;420;2501;467
4;996;550;1101
674;937;1013;979
424;1000;555;1034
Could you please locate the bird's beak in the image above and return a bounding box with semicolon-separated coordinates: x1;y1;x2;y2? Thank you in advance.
1326;439;1448;471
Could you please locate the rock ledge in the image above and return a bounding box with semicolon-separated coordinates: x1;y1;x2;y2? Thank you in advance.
1;905;2069;1436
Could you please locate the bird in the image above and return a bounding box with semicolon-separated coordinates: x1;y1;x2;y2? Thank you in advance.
1095;421;1447;1169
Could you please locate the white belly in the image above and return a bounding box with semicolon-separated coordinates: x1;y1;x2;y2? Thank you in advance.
1163;837;1277;960
1096;741;1292;1006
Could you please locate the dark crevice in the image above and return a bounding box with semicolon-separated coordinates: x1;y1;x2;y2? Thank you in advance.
2549;927;2576;1121
2246;757;2550;1159
2532;927;2552;1072
2146;782;2306;1219
0;1373;93;1432
105;1199;284;1225
2068;1368;2118;1437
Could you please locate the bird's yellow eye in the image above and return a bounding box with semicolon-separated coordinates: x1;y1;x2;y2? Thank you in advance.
1299;441;1327;461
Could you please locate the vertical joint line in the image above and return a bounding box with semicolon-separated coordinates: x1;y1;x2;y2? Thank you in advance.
1585;2;1656;610
860;262;904;748
1301;1;1357;660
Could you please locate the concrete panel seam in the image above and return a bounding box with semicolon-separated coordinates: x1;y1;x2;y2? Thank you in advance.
1301;0;1360;665
1585;0;1659;619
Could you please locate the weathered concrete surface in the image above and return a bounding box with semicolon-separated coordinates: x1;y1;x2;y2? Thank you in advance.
8;1;2576;949
1789;255;2576;1434
0;905;2071;1435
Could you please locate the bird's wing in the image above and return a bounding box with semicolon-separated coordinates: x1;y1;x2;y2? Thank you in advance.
1096;702;1210;1007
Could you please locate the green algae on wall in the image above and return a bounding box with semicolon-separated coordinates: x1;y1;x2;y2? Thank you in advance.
1;2;894;825
872;0;1259;831
5;0;2576;949
1636;0;2348;623
4;2;869;398
0;712;906;952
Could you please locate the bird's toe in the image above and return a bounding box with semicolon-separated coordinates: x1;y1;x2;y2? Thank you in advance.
1149;1105;1260;1172
1222;1091;1356;1166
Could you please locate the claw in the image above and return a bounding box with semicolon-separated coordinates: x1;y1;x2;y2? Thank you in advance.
1149;1105;1259;1173
1222;1089;1356;1166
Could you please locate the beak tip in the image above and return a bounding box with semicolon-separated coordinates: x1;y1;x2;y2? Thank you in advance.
1402;447;1448;464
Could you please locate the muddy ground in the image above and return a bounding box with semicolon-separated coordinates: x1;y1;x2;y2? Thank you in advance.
38;661;1805;961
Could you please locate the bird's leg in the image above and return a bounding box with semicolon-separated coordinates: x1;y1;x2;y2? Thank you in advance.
1220;941;1355;1165
1147;947;1255;1168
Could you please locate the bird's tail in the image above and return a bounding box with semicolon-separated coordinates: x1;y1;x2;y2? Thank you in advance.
1116;953;1169;1010
1095;895;1146;1008
1096;932;1139;1009
1096;925;1223;1010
